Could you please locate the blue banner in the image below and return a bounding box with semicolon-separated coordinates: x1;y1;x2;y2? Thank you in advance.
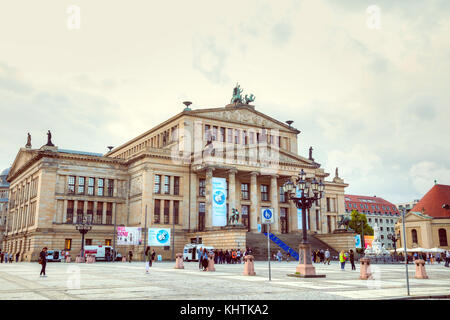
212;177;227;226
297;187;302;230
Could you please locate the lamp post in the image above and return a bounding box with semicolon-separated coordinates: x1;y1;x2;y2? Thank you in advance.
76;216;92;261
283;169;325;278
387;233;399;255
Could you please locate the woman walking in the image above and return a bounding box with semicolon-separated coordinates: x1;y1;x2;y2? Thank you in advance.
201;249;209;271
339;250;346;271
349;249;356;271
145;246;151;274
39;247;48;277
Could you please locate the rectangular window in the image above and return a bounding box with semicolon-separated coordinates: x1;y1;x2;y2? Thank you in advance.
68;176;75;194
97;178;104;196
174;177;180;195
174;200;179;224
249;132;255;145
205;124;211;141
227;129;233;143
164;200;170;224
65;239;72;251
106;203;113;224
66;200;74;223
241;183;249;200
87;201;94;223
77;177;85;195
212;126;218;141
154;199;161;224
154;175;161;194
198;202;205;231
199;179;206;197
243;130;248;145
220;127;226;142
234;129;240;144
280;187;286;203
261;185;269;202
164;176;170;194
85;239;92;246
107;179;114;197
88;178;95;196
76;201;84;223
326;198;331;212
96;202;103;224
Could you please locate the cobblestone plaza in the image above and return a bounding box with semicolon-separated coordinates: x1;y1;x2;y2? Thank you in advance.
0;261;449;300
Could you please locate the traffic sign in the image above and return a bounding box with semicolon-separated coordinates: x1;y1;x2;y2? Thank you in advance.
261;208;274;224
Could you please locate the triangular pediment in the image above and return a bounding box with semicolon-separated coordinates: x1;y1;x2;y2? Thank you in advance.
7;148;37;181
400;211;433;223
189;106;299;133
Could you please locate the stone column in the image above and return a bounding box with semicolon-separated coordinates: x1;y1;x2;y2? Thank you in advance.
290;198;298;233
63;200;68;223
141;167;153;228
250;171;259;232
189;172;198;231
205;167;214;230
73;201;78;223
93;201;98;224
112;203;117;226
270;175;279;233
102;202;107;224
228;169;237;217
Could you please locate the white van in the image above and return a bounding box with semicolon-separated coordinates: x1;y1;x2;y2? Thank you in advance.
84;245;113;261
183;244;214;261
46;250;63;262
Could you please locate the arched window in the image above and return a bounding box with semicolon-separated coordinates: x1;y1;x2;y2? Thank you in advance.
411;229;418;244
439;229;448;247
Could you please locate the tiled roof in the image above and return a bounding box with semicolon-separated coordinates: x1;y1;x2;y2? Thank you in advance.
344;194;400;216
410;184;450;218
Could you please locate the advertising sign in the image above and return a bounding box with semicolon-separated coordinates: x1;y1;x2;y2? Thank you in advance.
261;208;274;224
117;227;142;245
296;187;303;229
212;177;227;227
148;228;171;246
257;224;262;233
355;235;362;249
364;235;374;249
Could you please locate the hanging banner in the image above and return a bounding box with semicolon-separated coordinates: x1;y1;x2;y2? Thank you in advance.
148;228;171;246
355;235;362;249
212;177;227;227
117;227;143;245
364;235;374;249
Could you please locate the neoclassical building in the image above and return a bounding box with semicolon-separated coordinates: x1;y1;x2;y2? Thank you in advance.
0;168;10;250
4;97;348;261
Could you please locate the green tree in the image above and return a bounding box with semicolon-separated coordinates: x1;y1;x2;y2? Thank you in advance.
348;210;373;251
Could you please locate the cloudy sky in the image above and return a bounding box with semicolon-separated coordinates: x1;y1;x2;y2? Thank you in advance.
1;0;449;203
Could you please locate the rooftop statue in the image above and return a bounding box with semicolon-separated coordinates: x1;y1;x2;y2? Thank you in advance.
46;130;55;147
231;83;243;104
26;133;31;148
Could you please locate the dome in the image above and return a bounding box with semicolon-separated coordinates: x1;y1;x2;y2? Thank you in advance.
0;167;10;176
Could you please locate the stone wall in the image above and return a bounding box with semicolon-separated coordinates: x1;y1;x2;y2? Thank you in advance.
315;231;357;254
186;227;247;250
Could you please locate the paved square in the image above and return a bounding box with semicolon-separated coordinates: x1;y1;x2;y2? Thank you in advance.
0;261;449;300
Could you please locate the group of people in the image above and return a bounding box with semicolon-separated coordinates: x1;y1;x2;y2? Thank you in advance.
144;247;157;273
0;251;20;263
338;249;356;271
412;251;450;265
312;249;332;265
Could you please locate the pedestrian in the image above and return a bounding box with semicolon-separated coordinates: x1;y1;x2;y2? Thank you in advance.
145;246;151;274
39;247;48;277
9;253;13;263
201;249;209;271
128;250;133;263
277;250;282;262
231;250;237;264
151;249;156;263
4;252;7;263
435;252;441;264
0;251;3;263
237;249;241;264
286;251;290;262
445;251;450;267
198;247;203;270
312;250;317;263
339;250;346;270
349;249;356;271
15;252;20;263
324;249;331;265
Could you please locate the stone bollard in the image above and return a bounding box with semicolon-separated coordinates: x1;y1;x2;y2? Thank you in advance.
122;256;127;262
75;256;85;263
359;258;373;280
414;259;429;279
174;253;184;269
207;253;215;272
243;255;256;276
66;256;71;263
86;255;95;264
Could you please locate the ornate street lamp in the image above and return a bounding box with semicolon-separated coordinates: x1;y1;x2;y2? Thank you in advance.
387;232;400;259
283;169;325;278
76;216;92;260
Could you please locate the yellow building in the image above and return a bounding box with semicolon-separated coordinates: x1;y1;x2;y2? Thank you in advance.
396;184;450;250
4;96;348;261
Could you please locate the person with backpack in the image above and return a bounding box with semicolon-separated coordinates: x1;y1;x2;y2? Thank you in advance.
231;250;237;264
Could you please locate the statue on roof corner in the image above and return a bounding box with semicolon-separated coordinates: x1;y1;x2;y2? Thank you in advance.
231;83;243;104
46;130;55;147
244;94;255;104
25;133;32;148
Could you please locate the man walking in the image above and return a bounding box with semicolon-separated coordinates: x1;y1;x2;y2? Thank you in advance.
324;249;331;265
445;250;450;268
39;247;48;277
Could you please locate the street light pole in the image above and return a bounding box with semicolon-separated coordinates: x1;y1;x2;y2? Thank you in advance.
76;217;92;261
401;208;410;296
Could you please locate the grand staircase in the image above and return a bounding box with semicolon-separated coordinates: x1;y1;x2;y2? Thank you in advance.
246;232;339;261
